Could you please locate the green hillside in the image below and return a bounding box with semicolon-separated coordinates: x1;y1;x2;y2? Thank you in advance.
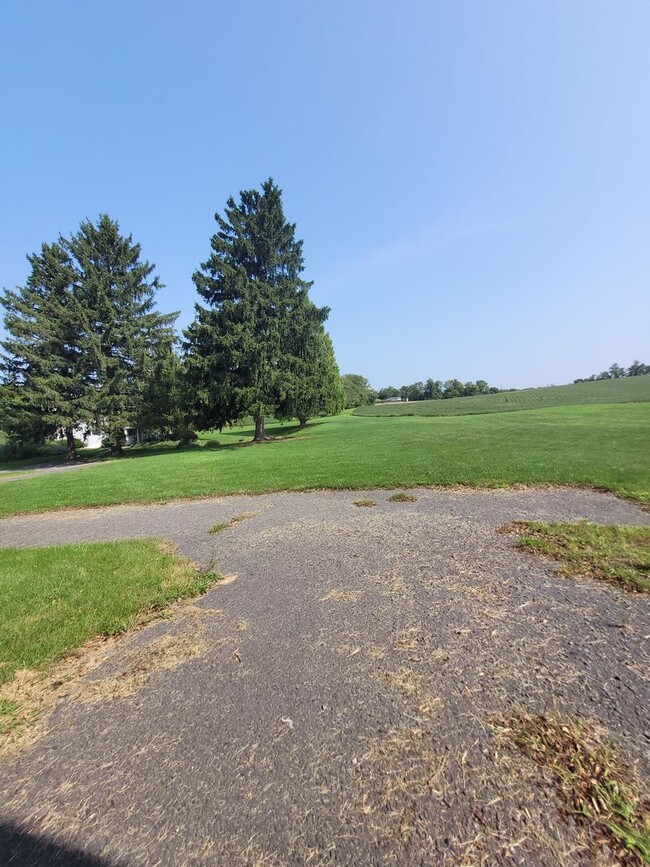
354;376;650;417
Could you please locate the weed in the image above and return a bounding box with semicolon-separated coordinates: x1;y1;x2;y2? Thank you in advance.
498;713;650;865
388;492;417;503
208;512;259;534
501;521;650;593
353;499;376;508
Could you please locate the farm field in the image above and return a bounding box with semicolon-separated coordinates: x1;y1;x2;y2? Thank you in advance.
0;402;648;516
354;375;650;416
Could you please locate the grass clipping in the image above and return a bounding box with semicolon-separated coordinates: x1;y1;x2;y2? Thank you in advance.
501;520;650;593
208;511;259;534
0;539;225;756
499;713;649;865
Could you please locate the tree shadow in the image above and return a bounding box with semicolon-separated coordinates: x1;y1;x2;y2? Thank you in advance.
0;820;115;865
99;422;311;460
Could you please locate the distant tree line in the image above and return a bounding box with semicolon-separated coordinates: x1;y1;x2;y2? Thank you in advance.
0;179;344;459
340;375;507;408
573;361;649;383
377;378;503;402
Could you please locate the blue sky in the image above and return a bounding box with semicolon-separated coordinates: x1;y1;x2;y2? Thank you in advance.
1;0;648;389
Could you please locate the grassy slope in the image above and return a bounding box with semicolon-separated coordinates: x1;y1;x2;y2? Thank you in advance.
0;539;213;684
354;376;650;417
0;403;648;516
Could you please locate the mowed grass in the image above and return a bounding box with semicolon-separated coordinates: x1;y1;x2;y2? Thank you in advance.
355;376;650;417
505;521;650;593
0;540;215;685
0;402;648;517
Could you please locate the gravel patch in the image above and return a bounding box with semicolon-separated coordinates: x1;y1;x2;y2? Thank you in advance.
0;487;648;865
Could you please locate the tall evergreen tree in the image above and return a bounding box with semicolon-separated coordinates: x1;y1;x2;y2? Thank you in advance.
184;179;336;441
64;215;177;452
1;215;177;457
137;340;186;438
276;297;345;428
1;241;93;458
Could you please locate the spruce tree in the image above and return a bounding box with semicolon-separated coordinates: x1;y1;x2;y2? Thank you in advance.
184;179;335;441
275;296;344;428
1;241;93;458
1;215;177;457
64;215;177;453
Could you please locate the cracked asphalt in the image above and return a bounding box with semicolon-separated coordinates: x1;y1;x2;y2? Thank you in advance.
0;487;648;865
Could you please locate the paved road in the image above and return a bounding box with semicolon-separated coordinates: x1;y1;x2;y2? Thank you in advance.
1;488;648;865
0;461;98;484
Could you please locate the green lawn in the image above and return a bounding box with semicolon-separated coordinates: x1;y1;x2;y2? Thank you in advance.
355;376;650;417
504;522;650;593
0;539;216;685
0;402;648;516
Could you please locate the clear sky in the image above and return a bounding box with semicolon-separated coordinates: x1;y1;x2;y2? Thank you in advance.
1;0;648;389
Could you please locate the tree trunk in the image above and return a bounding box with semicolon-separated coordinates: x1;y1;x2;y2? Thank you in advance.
253;415;270;442
298;417;307;430
110;428;125;456
65;426;77;461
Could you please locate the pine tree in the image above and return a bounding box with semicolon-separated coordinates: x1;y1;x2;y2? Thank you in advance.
184;178;334;441
137;340;186;438
1;215;178;457
64;215;178;453
1;241;93;458
275;296;344;428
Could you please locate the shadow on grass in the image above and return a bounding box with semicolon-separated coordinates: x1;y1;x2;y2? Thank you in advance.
101;422;313;461
0;820;112;865
1;419;326;471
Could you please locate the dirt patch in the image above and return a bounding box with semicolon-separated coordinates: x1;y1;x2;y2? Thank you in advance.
0;594;232;757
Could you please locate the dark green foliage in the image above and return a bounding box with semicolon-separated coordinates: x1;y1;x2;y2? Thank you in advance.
376;377;497;403
184;179;340;439
1;241;93;456
65;216;177;452
136;340;185;437
275;298;344;427
1;215;177;457
341;374;377;408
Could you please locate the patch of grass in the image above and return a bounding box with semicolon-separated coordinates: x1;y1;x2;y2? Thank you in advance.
355;376;650;417
0;539;220;685
499;713;650;865
502;521;650;593
388;492;417;503
208;512;258;534
0;698;20;724
0;403;648;517
353;499;376;508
